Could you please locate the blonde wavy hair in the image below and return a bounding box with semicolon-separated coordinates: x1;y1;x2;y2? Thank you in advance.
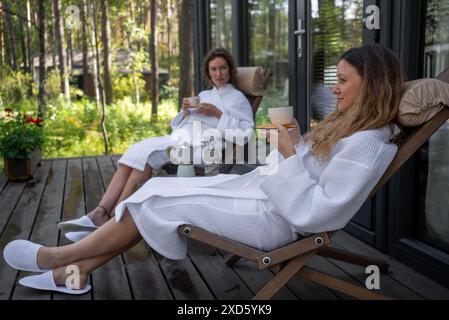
305;44;404;161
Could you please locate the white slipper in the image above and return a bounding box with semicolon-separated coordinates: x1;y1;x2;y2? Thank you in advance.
58;216;98;233
64;231;91;243
3;240;49;273
19;270;91;295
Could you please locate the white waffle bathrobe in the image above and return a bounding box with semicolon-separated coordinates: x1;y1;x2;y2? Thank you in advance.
118;83;253;171
115;126;398;260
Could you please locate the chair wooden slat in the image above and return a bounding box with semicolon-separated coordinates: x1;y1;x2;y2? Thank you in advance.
370;106;449;197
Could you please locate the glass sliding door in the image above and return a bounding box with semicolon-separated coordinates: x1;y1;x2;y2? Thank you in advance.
416;0;449;254
309;0;364;127
248;0;289;124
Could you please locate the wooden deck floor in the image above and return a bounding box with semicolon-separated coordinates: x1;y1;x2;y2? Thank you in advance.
1;155;449;300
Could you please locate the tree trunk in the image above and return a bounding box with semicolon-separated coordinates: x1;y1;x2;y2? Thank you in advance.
91;0;109;154
80;0;89;94
15;0;27;72
38;0;47;118
3;1;18;70
167;0;172;74
0;11;3;73
54;0;70;101
149;0;159;117
26;0;33;95
67;29;73;70
100;0;112;105
178;0;194;110
89;1;100;106
268;0;277;86
133;72;140;105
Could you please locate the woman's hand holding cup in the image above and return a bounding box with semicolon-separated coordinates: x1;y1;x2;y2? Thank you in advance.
266;117;301;159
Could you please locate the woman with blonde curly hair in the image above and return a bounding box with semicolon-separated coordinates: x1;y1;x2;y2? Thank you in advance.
4;44;404;294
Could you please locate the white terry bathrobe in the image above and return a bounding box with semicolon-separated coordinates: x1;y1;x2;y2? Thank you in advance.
118;83;254;171
115;126;398;260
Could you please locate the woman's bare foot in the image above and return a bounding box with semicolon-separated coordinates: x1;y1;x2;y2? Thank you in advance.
87;206;110;226
53;266;89;289
36;247;65;270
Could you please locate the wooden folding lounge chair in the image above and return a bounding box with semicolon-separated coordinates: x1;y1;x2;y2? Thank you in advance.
177;70;449;300
162;67;272;176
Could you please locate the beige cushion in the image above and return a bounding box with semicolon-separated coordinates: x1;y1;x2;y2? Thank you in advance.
436;67;449;84
398;78;449;126
236;67;266;97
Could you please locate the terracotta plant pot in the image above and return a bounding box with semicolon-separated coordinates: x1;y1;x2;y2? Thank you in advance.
3;149;42;181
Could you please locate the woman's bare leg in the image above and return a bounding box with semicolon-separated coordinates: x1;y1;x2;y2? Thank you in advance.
52;237;141;288
108;165;153;217
38;210;141;269
87;164;133;226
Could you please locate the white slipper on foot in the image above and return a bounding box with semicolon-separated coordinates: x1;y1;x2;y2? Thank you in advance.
3;240;49;273
58;216;98;233
64;231;91;243
19;270;91;295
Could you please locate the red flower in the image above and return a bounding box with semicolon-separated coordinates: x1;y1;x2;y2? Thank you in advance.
24;115;33;123
32;118;44;124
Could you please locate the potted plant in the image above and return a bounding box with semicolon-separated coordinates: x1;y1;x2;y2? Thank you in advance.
0;101;44;181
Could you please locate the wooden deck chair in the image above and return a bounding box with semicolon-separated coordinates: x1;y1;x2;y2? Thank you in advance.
162;67;272;176
177;69;449;300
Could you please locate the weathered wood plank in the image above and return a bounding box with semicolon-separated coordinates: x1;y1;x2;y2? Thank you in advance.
53;159;91;300
12;160;67;300
158;253;215;300
0;175;8;193
83;157;133;300
294;255;356;300
214;250;298;300
328;232;423;299
0;163;50;300
333;231;449;299
98;156;173;299
187;243;254;300
0;181;27;237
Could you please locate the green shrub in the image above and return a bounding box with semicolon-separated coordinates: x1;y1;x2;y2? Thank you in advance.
0;70;32;104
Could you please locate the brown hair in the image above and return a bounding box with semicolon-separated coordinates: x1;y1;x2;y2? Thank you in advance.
305;43;405;161
201;47;238;87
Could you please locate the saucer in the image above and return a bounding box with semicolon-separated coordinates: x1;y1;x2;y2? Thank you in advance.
256;123;297;129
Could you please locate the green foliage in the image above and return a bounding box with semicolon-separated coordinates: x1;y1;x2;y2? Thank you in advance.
0;70;32;104
43;94;177;158
112;72;148;102
46;70;65;100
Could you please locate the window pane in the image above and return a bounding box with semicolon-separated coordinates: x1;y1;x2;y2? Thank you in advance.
248;0;289;124
210;0;233;51
417;0;449;253
310;0;363;126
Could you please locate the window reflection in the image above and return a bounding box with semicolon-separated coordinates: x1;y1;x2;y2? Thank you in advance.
210;0;233;51
248;0;289;124
310;0;363;126
418;0;449;253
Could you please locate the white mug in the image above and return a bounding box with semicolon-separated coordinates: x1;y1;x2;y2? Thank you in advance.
186;96;200;108
268;106;294;125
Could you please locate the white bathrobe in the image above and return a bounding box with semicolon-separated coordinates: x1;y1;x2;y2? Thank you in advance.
118;83;254;171
115;126;398;260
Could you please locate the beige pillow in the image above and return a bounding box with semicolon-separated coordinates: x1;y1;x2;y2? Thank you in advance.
436;67;449;84
236;67;266;97
398;78;449;126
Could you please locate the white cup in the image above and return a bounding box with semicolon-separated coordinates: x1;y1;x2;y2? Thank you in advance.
268;106;293;125
186;96;200;108
177;164;196;177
